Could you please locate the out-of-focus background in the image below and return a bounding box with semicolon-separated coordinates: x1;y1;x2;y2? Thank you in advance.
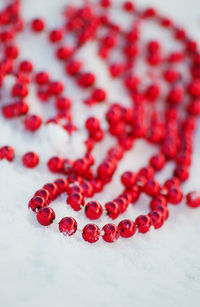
0;1;200;306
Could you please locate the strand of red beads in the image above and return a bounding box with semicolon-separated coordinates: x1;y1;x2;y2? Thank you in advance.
0;0;200;243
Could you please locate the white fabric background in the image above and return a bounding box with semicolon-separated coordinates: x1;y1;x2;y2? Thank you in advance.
0;0;200;306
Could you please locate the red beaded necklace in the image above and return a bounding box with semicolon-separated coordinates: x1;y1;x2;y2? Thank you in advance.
1;0;200;243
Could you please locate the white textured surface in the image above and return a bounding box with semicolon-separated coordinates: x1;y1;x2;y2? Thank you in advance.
0;1;200;306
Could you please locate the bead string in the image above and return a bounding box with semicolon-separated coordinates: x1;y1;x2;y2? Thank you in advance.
0;0;200;243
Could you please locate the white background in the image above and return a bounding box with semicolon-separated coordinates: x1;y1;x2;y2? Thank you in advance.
0;0;200;306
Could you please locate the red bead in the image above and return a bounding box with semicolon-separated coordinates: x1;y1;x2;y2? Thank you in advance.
28;196;45;212
35;189;51;204
150;195;167;211
48;81;64;95
150;153;166;170
56;97;71;110
139;166;154;179
85;201;103;220
12;83;28;98
48;156;64;173
186;192;200;208
174;165;189;182
144;179;160;197
167;186;183;204
36;207;55;226
118;219;136;238
59;217;77;236
56;46;73;60
73;158;88;176
156;206;169;220
0;146;14;161
49;29;63;43
35;71;50;85
135;215;151;233
5;45;18;59
92;88;106;102
24;115;42;131
67;193;84;211
78;73;95;88
105;201;120;219
43;183;58;200
19;60;33;73
91;178;103;193
102;224;119;243
66;60;82;75
123;1;135;11
31;18;45;32
164;177;180;190
67;184;83;195
148;211;164;229
22;152;39;168
121;171;136;188
82;224;100;243
54;178;68;193
114;197;128;213
129;185;140;203
80;181;94;197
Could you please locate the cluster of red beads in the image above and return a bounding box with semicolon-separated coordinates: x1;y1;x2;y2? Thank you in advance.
1;0;200;243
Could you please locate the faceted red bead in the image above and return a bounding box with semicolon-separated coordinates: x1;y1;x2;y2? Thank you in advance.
105;201;120;219
73;158;88;176
24;115;42;131
114;197;128;213
67;193;84;211
91;178;103;193
186;192;200;208
150;153;166;170
67;184;83;195
118;219;136;238
156;206;169;220
121;171;136;188
102;224;119;243
35;189;51;205
48;156;64;173
59;217;77;236
167;186;183;205
0;146;14;161
28;196;45;211
54;178;68;193
80;181;94;197
174;165;189;182
129;185;140;203
148;211;164;229
135;215;151;233
164;177;180;190
85;201;103;220
36;207;55;226
22;152;39;168
144;179;160;197
139;166;154;179
150;195;167;211
43;183;58;200
82;224;100;243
